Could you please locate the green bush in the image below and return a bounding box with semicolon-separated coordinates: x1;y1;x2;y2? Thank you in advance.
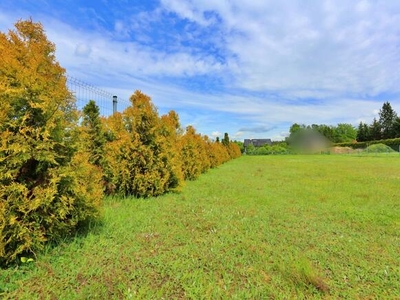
245;144;288;155
271;145;288;154
365;143;396;153
335;138;400;151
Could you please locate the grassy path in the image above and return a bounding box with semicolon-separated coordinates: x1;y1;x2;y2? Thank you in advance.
2;155;400;299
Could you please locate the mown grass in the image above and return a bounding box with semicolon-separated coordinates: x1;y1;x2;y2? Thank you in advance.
1;155;400;299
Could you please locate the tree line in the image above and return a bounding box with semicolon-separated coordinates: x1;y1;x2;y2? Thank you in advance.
0;20;240;266
357;102;400;141
288;102;400;144
288;123;357;143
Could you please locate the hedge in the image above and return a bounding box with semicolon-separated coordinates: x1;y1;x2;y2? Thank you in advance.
334;138;400;151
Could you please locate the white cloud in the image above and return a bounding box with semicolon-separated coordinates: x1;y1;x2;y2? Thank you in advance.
74;43;92;57
232;131;244;139
211;131;222;138
2;1;400;141
0;13;223;81
160;0;400;97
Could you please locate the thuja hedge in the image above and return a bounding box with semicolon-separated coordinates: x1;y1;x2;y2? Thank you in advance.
334;138;400;151
0;20;103;265
101;91;241;196
0;20;240;266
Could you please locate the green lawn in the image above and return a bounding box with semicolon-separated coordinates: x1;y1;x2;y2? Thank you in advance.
2;155;400;299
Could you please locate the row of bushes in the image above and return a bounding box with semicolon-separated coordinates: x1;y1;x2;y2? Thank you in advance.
97;92;241;197
334;138;400;151
245;144;288;155
0;20;240;266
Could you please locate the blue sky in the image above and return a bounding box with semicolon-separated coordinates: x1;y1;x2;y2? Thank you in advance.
1;0;400;141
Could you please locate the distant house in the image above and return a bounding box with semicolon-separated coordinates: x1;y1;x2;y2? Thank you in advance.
244;139;272;148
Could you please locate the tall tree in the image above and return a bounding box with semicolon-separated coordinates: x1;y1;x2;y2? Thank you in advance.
393;117;400;138
369;118;382;141
0;20;102;265
357;122;370;142
82;100;106;167
222;132;230;146
104;91;183;197
379;102;397;139
179;126;210;180
289;123;303;135
317;124;335;142
333;123;357;143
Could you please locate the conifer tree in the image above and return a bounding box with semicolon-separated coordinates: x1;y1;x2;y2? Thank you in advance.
0;20;102;265
222;132;230;146
357;122;370;142
393;117;400;138
369;118;382;141
179;126;210;180
82;100;106;167
379;102;397;139
104;91;183;197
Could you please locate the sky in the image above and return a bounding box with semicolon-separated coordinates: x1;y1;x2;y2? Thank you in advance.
1;0;400;141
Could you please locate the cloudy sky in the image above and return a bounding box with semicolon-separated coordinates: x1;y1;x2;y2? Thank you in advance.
1;0;400;141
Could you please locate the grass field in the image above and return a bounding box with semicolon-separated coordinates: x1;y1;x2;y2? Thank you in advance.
1;155;400;299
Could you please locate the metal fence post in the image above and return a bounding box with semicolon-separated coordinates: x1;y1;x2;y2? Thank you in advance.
113;96;118;114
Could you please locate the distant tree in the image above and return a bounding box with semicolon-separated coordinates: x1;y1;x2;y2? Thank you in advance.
179;126;210;180
317;124;335;142
215;137;220;143
357;122;370;142
290;122;358;143
233;141;244;153
246;143;255;154
379;102;397;139
289;123;304;135
288;124;304;145
393;117;400;138
333;123;357;143
82;100;106;167
369;118;382;140
222;132;230;146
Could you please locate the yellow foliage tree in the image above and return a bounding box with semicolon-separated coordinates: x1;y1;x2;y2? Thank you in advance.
178;126;211;180
204;136;230;168
159;110;184;190
103;91;183;197
0;20;102;265
226;142;242;159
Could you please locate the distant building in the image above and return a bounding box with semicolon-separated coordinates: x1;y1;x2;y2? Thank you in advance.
244;139;272;148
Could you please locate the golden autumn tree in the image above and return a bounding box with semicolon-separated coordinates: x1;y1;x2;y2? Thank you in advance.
103;91;183;197
159;110;184;190
102;112;142;196
227;142;242;159
203;135;230;168
0;20;102;265
178;126;211;180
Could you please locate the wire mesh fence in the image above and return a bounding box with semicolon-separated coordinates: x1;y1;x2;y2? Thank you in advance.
66;75;129;116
